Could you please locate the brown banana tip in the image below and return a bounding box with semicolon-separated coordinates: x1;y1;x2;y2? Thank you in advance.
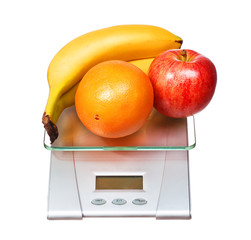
42;113;58;144
175;39;183;45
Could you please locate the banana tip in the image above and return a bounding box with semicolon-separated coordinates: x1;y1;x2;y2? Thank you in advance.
42;113;58;144
175;39;183;48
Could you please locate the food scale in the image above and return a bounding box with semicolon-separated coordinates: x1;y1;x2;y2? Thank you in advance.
44;106;196;220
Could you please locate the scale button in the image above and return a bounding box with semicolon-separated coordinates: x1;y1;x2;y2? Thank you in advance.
112;198;127;205
91;198;106;205
132;198;147;205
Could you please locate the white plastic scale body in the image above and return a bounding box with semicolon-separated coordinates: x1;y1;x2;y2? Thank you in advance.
44;107;196;220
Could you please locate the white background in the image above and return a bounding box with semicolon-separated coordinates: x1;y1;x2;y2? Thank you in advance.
1;0;251;239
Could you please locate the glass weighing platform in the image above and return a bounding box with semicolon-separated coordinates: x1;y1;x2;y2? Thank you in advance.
44;106;196;220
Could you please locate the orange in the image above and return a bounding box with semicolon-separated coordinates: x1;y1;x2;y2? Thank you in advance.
75;60;154;138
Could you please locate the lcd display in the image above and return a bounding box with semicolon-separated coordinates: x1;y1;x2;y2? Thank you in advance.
96;176;143;190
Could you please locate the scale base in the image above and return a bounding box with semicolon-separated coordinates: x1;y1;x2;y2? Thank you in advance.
47;150;191;220
46;107;193;220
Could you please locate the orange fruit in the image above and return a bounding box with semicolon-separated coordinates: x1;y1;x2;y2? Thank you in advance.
75;60;154;138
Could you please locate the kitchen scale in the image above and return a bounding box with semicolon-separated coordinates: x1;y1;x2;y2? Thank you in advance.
44;106;196;220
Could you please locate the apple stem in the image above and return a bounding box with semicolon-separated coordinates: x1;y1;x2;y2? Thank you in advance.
180;49;187;62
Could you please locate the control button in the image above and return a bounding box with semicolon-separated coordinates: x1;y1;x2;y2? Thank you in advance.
112;198;127;205
132;198;147;205
91;198;106;205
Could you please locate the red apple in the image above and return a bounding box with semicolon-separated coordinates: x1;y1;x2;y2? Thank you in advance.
148;49;217;118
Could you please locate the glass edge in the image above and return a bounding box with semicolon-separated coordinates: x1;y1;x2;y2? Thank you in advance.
43;143;196;151
193;115;197;147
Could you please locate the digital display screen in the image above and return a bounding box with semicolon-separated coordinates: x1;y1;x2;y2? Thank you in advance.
96;176;143;190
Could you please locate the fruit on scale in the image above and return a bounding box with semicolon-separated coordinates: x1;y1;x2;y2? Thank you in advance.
75;60;154;138
42;25;183;143
148;49;217;118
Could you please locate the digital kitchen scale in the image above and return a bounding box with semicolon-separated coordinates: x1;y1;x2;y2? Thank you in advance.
44;106;196;220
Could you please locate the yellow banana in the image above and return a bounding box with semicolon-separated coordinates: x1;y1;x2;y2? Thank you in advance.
52;58;155;126
129;58;154;75
43;25;183;143
51;82;79;124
